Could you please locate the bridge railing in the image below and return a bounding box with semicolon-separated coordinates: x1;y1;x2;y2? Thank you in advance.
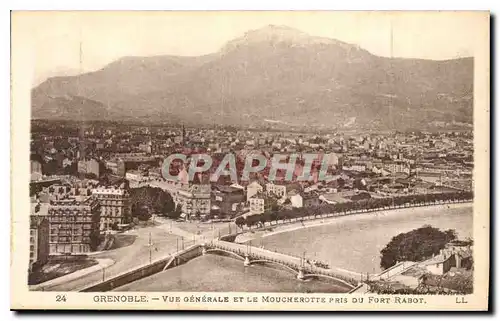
207;241;359;286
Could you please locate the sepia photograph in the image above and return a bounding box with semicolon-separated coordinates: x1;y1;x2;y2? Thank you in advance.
10;10;490;311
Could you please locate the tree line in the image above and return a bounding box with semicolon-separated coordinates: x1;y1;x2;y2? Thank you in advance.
234;191;473;230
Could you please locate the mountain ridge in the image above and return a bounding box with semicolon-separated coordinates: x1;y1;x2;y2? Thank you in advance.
32;25;474;130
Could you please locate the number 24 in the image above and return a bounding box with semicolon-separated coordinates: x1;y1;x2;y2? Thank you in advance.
56;295;67;302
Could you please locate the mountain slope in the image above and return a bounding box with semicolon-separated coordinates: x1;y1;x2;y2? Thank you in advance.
32;25;473;129
31;95;112;121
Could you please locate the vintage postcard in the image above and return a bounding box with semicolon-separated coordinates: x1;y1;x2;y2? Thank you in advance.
10;11;490;311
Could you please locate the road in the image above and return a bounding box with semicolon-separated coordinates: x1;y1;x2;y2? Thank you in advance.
42;219;234;291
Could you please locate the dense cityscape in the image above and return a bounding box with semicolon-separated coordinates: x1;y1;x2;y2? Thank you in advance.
28;118;474;293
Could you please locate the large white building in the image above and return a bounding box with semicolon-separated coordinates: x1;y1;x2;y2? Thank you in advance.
265;182;287;198
289;193;303;208
248;195;265;215
384;161;410;175
246;181;263;201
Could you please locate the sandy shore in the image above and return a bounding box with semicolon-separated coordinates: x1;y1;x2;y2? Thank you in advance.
235;202;473;244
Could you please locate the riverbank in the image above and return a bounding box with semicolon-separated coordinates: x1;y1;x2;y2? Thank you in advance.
235;202;472;244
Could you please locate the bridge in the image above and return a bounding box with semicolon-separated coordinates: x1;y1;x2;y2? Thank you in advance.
203;240;362;289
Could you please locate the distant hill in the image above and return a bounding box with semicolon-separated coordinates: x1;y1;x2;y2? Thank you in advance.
32;25;473;130
31;94;113;121
33;67;83;86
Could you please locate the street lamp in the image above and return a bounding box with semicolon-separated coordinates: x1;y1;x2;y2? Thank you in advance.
370;256;377;280
148;232;153;264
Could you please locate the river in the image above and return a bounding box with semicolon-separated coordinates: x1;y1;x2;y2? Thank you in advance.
245;204;472;275
116;204;472;292
115;254;351;293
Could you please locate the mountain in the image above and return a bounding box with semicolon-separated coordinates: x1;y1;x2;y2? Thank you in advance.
32;25;473;130
31;94;113;121
33;67;83;87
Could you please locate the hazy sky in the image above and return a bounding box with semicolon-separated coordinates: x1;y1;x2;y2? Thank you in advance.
12;11;487;84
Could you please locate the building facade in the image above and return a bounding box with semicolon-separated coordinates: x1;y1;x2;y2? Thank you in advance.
303;192;321;208
77;159;101;177
246;181;263;201
116;155;158;177
265;183;287;198
29;215;49;272
248;196;265;214
384;161;410;175
30;159;43;175
175;183;211;220
212;186;245;216
91;184;131;231
289;193;303;208
48;196;101;254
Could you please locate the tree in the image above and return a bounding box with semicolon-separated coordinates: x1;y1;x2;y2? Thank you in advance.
269;211;278;224
380;225;457;270
129;186;175;219
42;159;58;176
89;230;101;251
167;204;182;220
153;190;175;215
260;212;271;227
132;204;151;221
63;161;77;176
84;172;98;180
235;216;245;229
245;215;259;229
265;197;280;212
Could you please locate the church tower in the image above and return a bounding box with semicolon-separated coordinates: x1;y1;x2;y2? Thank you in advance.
182;124;186;147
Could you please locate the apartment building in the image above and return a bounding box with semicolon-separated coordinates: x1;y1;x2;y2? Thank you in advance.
77;158;101;177
265;182;301;199
265;182;287;198
248;194;265;215
246;181;263;201
91;183;131;231
29;202;49;272
176;183;211;219
48;196;101;254
384;161;410;175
